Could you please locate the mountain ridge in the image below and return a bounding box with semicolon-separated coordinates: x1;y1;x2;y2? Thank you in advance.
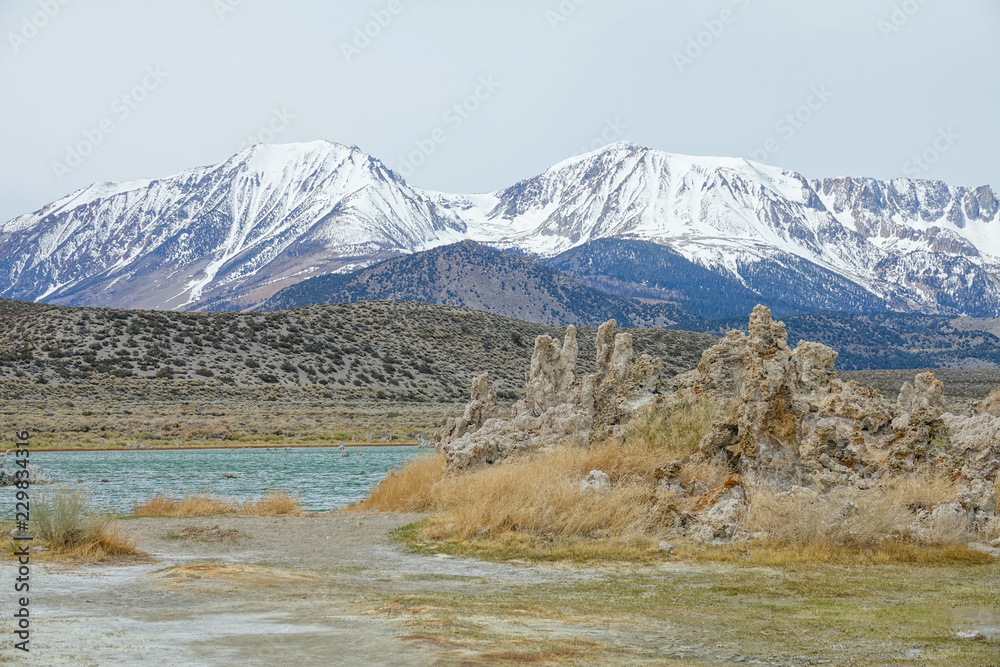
3;140;998;315
259;240;690;327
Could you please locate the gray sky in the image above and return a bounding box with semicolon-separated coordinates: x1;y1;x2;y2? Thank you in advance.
1;0;997;223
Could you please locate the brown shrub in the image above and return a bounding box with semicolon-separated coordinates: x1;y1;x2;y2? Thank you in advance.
29;489;142;560
979;385;1000;416
241;491;302;517
744;470;978;550
744;483;910;549
360;438;727;545
994;475;1000;515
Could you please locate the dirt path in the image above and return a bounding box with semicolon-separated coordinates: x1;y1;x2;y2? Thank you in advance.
1;514;996;665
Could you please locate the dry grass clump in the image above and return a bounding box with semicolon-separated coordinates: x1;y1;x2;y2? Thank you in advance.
745;484;909;549
353;453;447;512
882;470;963;507
28;488;141;560
359;398;728;546
133;491;302;517
134;494;237;517
424;443;666;542
359;437;728;549
979;384;1000;415
625;397;727;458
243;491;302;516
743;470;985;552
995;475;1000;515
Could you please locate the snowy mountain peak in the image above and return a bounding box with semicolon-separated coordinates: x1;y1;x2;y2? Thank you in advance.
232;140;359;174
0;141;465;309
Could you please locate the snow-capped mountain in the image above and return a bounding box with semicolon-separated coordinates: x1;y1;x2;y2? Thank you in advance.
2;140;998;315
438;143;1000;316
0;141;466;309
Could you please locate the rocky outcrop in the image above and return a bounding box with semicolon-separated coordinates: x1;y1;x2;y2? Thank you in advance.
0;453;51;486
681;306;998;540
438;305;1000;547
733;307;806;485
694;305;894;490
580;470;611;494
941;412;1000;481
442;372;501;442
438;321;659;469
978;388;1000;417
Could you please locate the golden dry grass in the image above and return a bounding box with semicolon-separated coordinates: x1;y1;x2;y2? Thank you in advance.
359;436;728;548
745;484;908;549
979;384;1000;415
995;475;1000;514
24;489;143;561
132;491;302;517
52;521;142;561
353;453;447;512
625;397;728;459
742;469;988;551
357;398;724;546
360;400;998;564
424;454;657;542
883;469;963;506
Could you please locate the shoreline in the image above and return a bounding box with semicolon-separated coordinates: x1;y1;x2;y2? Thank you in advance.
8;514;997;665
22;442;424;453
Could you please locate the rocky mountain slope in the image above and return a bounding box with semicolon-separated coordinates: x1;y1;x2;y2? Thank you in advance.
541;238;884;319
2;140;997;315
260;241;689;327
264;239;1000;370
437;143;1000;316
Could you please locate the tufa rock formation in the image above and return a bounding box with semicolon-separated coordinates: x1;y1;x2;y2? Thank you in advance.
441;373;501;443
439;306;1000;545
438;321;659;469
678;306;894;491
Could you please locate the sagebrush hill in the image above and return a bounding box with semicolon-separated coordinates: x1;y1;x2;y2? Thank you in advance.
0;298;717;402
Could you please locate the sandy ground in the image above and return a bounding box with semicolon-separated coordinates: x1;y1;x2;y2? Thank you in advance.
1;515;996;666
0;514;606;666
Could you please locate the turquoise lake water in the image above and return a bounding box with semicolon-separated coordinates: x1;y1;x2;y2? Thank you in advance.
1;446;424;516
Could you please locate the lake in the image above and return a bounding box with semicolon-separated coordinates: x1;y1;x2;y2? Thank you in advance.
2;446;425;516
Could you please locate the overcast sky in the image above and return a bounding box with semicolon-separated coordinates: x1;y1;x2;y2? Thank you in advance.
0;0;997;223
